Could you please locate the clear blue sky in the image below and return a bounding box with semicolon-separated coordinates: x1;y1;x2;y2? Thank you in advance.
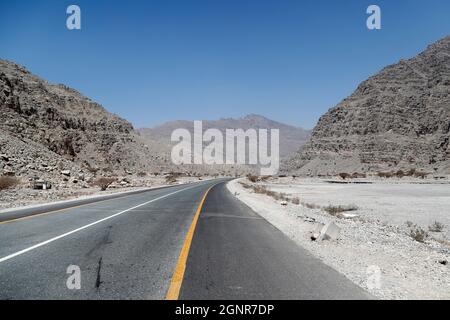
1;0;449;129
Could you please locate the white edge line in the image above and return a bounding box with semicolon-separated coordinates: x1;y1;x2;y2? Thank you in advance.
0;183;203;264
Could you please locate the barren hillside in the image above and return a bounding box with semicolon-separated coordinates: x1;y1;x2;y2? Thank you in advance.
285;36;450;176
0;59;159;178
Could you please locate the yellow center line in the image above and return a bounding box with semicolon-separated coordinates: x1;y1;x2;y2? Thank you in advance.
165;185;215;300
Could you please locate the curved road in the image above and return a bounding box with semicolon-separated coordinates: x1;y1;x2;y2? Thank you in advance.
0;179;370;299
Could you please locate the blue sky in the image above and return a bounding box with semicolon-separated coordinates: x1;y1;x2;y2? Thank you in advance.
0;0;449;129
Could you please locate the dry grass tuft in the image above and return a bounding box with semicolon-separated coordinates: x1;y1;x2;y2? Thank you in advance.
408;223;429;243
323;205;358;218
428;221;445;233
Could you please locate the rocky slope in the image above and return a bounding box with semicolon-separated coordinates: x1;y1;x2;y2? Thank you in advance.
0;59;158;181
286;36;450;176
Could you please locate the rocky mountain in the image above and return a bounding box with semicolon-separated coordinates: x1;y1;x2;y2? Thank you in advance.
0;59;158;180
139;114;311;161
285;36;450;176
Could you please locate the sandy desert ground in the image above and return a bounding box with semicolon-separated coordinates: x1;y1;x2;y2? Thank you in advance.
266;177;450;238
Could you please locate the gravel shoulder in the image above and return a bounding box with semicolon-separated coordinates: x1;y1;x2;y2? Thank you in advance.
227;178;450;300
0;176;209;211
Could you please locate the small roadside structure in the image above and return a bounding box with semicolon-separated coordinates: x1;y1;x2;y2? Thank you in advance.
32;179;52;190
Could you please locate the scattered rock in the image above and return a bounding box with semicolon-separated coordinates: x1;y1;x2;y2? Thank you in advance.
311;223;325;241
342;213;360;219
439;260;448;266
61;170;71;176
318;222;341;241
304;216;316;223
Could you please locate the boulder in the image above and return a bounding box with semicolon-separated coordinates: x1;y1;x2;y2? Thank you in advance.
310;223;325;241
318;222;341;241
61;170;71;176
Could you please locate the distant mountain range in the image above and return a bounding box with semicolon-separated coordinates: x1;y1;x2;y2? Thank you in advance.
285;35;450;176
138;114;311;161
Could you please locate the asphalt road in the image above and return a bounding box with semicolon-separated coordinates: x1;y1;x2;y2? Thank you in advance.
0;179;371;300
179;182;371;299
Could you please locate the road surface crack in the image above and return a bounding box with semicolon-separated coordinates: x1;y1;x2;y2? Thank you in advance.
95;257;103;289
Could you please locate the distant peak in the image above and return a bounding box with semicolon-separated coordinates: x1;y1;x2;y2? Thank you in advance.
243;114;269;121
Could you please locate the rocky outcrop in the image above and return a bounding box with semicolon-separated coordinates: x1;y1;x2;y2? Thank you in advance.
286;36;450;175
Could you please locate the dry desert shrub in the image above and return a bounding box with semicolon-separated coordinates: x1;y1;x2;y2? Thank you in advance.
377;171;394;178
0;176;19;190
409;225;428;243
338;173;351;180
413;171;428;179
165;172;181;184
396;170;405;178
239;182;252;189
93;177;116;191
351;172;367;178
254;186;267;194
406;222;429;243
242;183;292;203
303;202;321;209
428;221;445;233
323;205;358;217
406;221;414;228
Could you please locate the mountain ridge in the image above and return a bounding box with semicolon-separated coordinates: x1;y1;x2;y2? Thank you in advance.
139;113;311;161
